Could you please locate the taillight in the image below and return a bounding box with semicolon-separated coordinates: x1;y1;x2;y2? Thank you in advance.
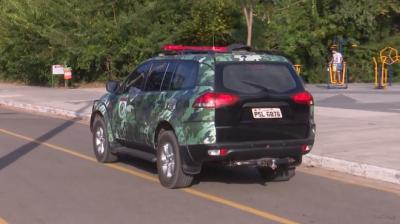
301;144;313;153
192;92;239;109
292;91;313;105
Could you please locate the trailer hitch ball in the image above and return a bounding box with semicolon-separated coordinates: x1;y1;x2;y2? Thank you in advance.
270;159;278;170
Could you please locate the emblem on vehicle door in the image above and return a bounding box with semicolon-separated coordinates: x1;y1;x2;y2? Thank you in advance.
118;97;128;118
166;98;177;110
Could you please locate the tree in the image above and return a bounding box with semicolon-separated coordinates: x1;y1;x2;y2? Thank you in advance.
238;0;275;47
0;0;399;85
176;0;235;46
241;1;254;46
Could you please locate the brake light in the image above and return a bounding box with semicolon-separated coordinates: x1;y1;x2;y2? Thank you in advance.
292;91;313;105
193;92;239;109
301;144;313;153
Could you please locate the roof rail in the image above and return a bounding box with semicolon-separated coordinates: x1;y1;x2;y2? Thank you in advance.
227;44;252;52
254;50;293;60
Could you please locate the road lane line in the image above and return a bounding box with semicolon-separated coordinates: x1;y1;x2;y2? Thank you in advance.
2;107;400;196
182;188;299;224
0;128;299;224
3;105;400;197
0;217;8;224
0;128;96;162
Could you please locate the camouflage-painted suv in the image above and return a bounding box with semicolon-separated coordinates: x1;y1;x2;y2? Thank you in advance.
90;47;316;188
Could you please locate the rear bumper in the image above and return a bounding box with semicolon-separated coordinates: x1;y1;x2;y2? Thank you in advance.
180;138;314;174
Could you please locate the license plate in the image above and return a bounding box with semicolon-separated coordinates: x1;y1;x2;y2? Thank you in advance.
252;108;282;119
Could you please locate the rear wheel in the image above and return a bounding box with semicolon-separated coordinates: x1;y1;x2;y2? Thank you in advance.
257;166;295;182
92;116;118;163
157;130;193;188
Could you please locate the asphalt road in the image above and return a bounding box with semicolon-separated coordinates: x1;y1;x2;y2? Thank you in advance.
1;106;400;224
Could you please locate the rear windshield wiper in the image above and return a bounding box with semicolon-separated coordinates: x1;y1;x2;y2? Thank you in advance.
241;80;270;93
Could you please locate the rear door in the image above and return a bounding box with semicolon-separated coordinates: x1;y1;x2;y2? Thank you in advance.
214;61;310;143
132;61;169;147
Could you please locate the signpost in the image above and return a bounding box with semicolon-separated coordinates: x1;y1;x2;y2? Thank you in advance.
51;65;72;88
52;65;65;75
63;67;72;88
51;64;64;87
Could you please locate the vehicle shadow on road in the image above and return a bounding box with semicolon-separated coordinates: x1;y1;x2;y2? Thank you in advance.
192;164;269;186
0;104;91;171
118;154;158;175
116;155;273;186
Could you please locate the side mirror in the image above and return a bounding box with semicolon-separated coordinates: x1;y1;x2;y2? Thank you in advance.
128;86;141;95
106;80;120;93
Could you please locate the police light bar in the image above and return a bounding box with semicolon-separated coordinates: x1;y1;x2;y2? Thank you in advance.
162;44;228;52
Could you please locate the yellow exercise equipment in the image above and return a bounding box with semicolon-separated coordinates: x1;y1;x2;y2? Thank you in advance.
327;61;347;89
294;64;301;75
373;47;399;89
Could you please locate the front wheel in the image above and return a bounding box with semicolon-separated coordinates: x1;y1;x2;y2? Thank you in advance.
92;116;118;163
156;130;193;189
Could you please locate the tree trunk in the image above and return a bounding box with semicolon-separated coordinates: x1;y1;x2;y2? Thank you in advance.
112;1;117;26
105;58;112;80
243;6;253;46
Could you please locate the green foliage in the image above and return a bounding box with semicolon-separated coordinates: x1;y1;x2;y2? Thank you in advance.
259;0;400;82
177;0;235;45
0;0;399;85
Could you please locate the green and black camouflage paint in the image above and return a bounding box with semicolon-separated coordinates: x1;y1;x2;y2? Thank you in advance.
92;53;288;149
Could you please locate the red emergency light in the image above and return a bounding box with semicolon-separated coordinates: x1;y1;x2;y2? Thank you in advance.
162;44;228;53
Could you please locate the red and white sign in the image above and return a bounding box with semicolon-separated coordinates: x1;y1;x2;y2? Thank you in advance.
64;68;72;80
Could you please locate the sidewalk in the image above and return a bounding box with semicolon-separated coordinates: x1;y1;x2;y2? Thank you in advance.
1;82;400;184
0;83;104;119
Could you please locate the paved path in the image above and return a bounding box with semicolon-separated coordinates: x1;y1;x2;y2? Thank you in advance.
1;107;399;224
0;84;103;118
1;83;400;184
304;84;400;184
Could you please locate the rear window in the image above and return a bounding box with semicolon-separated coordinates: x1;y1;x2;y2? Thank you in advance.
160;62;177;91
145;62;167;91
220;63;297;94
170;61;198;90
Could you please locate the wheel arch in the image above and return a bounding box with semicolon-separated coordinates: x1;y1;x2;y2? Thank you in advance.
154;121;175;148
90;111;104;132
90;101;115;143
154;120;201;176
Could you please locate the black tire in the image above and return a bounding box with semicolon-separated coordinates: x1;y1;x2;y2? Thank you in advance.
257;166;295;182
156;130;193;189
92;116;118;163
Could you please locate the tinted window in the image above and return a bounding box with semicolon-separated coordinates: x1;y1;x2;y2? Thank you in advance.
170;61;198;90
161;62;177;91
221;63;297;94
145;62;167;91
124;63;150;93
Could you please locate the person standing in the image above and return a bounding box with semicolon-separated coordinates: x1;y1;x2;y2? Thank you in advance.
330;49;343;82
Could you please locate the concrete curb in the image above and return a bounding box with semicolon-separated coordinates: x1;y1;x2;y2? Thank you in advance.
303;154;400;185
0;99;91;120
1;98;400;185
